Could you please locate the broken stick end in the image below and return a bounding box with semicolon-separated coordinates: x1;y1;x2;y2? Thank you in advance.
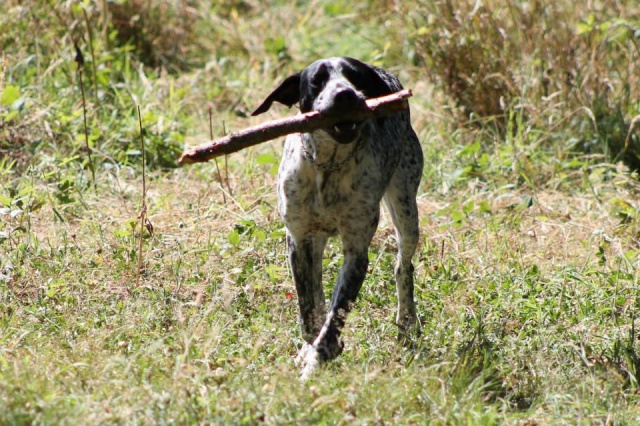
178;152;196;165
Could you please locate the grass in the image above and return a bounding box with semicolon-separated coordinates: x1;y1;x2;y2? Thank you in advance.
2;0;640;424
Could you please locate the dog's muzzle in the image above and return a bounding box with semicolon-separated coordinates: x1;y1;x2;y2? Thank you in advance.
320;89;367;144
326;121;363;144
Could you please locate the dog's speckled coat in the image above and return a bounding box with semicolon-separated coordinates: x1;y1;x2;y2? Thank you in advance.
252;57;424;378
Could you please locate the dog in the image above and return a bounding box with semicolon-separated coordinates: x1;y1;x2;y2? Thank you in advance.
252;57;424;378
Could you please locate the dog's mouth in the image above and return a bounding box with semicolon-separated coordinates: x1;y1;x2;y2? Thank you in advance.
326;121;363;144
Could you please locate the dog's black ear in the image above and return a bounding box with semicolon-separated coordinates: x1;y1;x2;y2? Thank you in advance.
251;73;301;116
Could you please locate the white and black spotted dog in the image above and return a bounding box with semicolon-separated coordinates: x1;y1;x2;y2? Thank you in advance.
252;57;424;378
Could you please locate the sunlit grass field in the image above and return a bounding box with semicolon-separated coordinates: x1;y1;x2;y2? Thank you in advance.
1;1;640;424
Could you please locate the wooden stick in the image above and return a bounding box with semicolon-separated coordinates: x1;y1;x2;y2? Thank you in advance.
178;89;413;165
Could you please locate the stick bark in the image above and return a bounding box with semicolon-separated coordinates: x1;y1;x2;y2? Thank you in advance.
178;89;412;165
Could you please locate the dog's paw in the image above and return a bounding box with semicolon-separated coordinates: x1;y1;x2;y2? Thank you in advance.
295;336;344;380
294;343;314;367
295;343;320;381
397;316;421;347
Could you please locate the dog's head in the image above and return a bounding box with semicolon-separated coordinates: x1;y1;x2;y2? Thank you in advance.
252;57;394;144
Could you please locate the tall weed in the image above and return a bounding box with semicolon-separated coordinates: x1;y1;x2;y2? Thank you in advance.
408;0;640;168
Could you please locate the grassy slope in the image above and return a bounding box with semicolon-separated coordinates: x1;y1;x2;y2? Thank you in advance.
2;1;640;424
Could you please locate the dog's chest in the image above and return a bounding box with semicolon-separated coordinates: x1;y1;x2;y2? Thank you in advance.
283;167;357;232
277;140;378;236
313;169;357;214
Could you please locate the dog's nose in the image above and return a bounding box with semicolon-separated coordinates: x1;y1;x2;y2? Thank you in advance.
333;88;360;106
325;88;365;114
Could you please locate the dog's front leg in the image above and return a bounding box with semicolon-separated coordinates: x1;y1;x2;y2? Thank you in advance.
287;233;327;343
298;226;376;379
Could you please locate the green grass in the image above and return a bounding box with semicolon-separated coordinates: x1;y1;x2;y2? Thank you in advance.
2;0;640;424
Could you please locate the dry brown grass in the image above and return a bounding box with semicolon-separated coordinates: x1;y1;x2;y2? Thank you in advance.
416;169;640;278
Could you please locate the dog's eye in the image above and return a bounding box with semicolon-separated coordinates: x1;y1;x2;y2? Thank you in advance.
310;66;329;89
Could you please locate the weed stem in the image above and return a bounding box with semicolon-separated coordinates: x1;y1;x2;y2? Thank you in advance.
136;105;147;287
75;42;97;191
